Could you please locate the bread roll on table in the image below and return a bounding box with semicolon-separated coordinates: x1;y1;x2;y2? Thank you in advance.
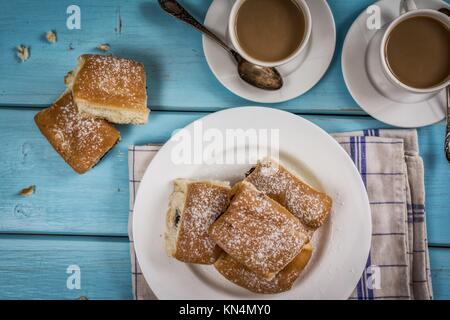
65;54;149;124
34;91;120;174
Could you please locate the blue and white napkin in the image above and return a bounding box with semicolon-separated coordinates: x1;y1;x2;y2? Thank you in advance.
128;129;432;300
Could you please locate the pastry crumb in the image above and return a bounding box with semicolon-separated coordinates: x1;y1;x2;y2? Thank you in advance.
19;185;35;196
96;43;110;52
46;31;57;43
16;45;29;62
64;71;74;85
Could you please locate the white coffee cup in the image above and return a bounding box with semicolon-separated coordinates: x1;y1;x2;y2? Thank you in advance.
228;0;312;67
379;0;450;96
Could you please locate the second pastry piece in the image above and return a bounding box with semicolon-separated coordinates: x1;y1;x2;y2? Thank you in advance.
34;91;120;174
166;180;231;264
209;181;309;280
214;243;313;294
245;159;332;229
65;54;149;124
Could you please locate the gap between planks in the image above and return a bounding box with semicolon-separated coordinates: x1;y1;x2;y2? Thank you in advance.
0;105;371;118
0;232;129;242
0;232;449;249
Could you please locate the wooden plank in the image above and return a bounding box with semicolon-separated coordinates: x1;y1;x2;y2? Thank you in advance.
0;234;448;299
429;247;450;300
0;0;370;113
0;235;132;300
0;108;449;245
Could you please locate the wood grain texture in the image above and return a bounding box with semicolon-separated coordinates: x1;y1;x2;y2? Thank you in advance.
0;234;448;300
0;0;372;113
0;109;201;236
0;235;132;300
0;108;449;246
429;247;450;300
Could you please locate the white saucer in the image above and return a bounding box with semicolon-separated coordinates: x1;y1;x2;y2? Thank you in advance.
342;0;449;128
203;0;336;103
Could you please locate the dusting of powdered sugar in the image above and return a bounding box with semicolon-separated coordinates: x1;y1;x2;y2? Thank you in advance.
216;254;285;293
176;183;230;264
215;251;306;294
74;55;146;108
210;182;308;278
34;92;119;174
51;94;105;157
246;159;332;229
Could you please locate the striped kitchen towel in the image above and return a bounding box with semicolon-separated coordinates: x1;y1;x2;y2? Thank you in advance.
333;129;432;300
128;129;432;300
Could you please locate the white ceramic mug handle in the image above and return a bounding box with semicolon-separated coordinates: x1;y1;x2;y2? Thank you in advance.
400;0;417;14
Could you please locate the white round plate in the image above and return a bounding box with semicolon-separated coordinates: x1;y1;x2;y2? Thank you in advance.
342;0;448;128
133;107;371;300
202;0;336;103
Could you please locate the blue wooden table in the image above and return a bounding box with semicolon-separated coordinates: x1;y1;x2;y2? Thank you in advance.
0;0;449;300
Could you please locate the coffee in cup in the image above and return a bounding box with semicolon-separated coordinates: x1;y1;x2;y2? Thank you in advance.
235;0;306;63
229;0;312;67
384;15;450;90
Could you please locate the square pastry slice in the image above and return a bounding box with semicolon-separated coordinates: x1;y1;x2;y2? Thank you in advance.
34;91;120;174
165;179;231;265
245;158;332;229
209;181;309;280
214;243;313;294
65;54;149;124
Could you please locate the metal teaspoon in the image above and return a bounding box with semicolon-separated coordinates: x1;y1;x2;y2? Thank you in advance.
158;0;283;91
438;8;450;163
445;86;450;163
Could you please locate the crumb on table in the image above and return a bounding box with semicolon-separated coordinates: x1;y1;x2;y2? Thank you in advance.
96;43;110;52
16;45;29;62
19;185;35;196
46;31;57;43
